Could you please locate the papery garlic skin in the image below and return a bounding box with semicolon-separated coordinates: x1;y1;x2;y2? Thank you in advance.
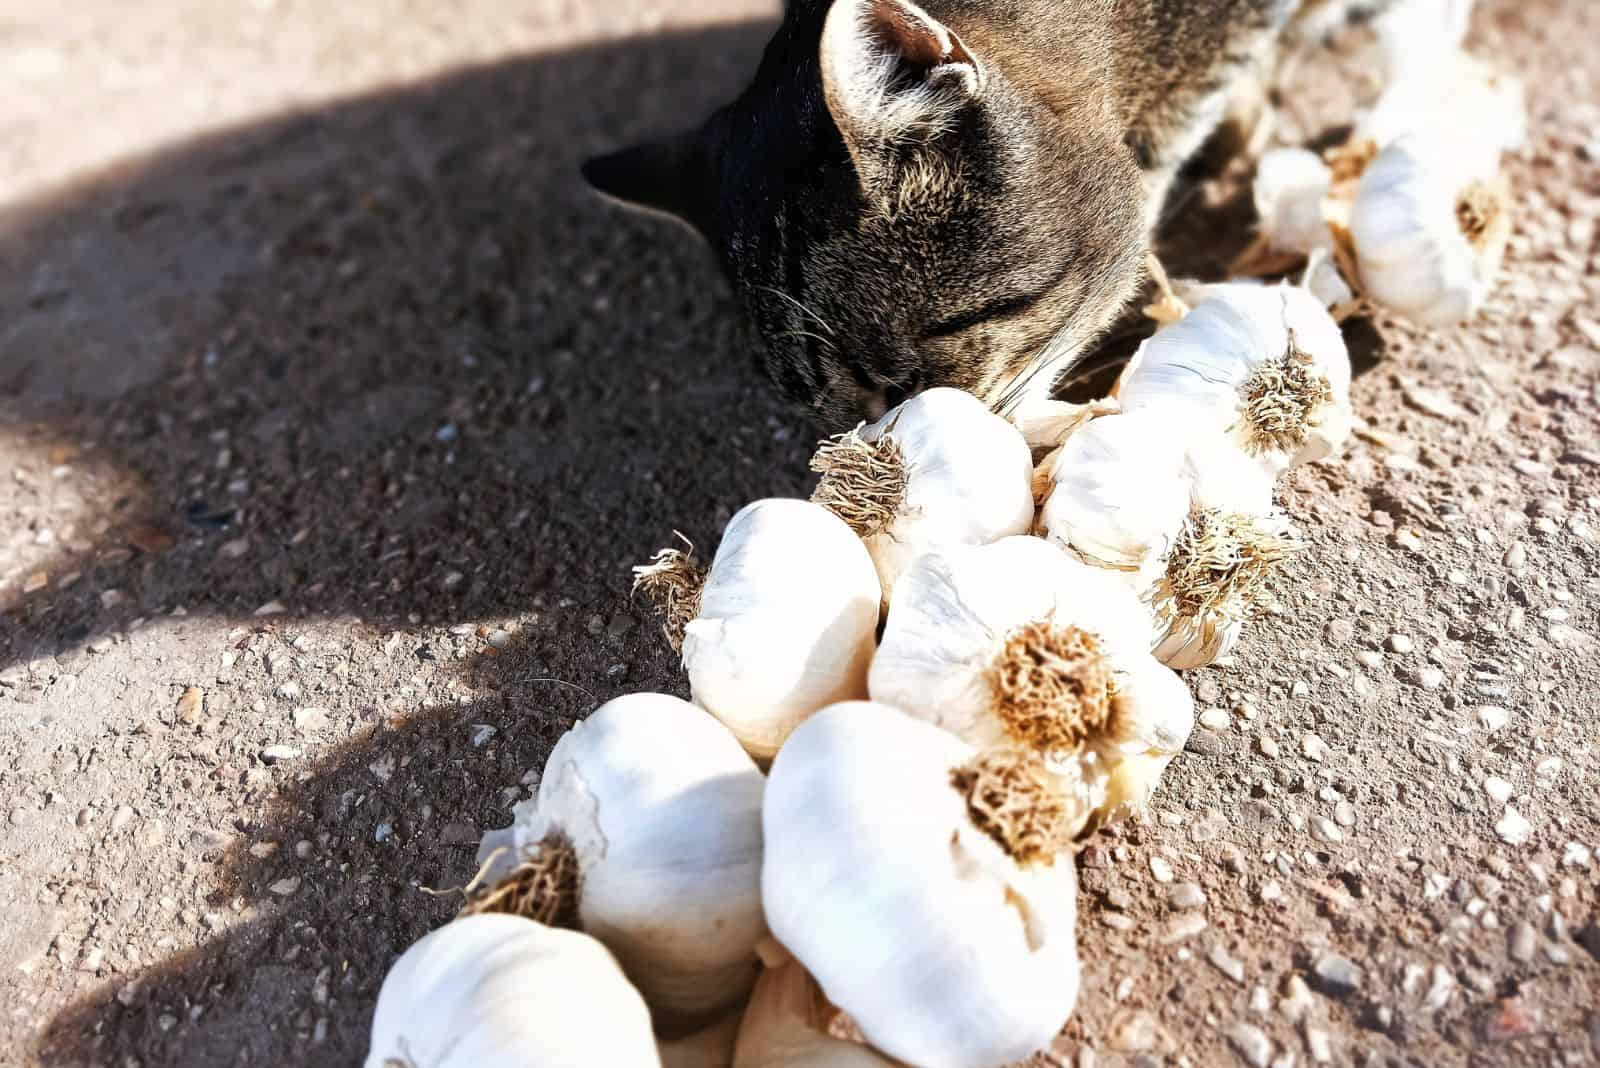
477;693;767;1026
1100;654;1197;812
685;498;881;758
1351;133;1509;327
763;702;1080;1068
1373;0;1475;83
365;915;661;1068
1252;147;1334;256
1037;411;1191;582
1117;283;1352;473
1358;52;1526;155
821;387;1034;603
733;963;902;1068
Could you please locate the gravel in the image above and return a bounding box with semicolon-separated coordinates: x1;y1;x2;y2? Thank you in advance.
1311;952;1364;997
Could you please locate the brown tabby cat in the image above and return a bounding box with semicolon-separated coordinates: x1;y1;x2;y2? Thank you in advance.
585;0;1397;427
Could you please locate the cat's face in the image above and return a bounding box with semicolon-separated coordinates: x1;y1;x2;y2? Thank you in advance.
585;0;1149;427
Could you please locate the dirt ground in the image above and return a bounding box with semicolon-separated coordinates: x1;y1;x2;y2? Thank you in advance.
0;0;1595;1065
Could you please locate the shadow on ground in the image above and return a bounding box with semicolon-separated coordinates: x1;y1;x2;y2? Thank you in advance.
5;18;807;1067
0;16;1394;1064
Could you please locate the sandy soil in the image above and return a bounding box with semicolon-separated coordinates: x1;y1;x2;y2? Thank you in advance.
0;0;1596;1065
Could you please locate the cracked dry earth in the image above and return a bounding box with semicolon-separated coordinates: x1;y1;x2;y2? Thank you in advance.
1;1;1597;1066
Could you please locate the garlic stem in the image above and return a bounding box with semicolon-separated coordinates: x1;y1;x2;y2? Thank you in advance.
633;537;708;652
461;830;582;930
808;428;908;538
949;749;1076;867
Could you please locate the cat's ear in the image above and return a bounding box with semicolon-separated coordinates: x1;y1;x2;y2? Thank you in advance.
820;0;986;179
582;129;712;237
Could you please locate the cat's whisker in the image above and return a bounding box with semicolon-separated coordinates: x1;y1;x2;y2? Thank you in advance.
774;329;842;354
758;285;838;337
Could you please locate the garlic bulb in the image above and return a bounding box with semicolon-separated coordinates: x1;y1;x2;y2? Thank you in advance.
763;701;1081;1068
1116;282;1353;474
365;914;660;1068
1372;0;1474;83
1358;51;1526;156
869;536;1192;830
1251;147;1334;257
635;499;880;758
810;387;1034;603
1350;132;1512;326
733;963;903;1068
474;693;767;1028
1036;411;1191;583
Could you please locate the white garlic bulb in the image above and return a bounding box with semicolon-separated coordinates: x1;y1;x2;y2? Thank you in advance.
1372;0;1475;83
733;962;903;1068
810;387;1034;604
1116;282;1353;474
635;498;881;759
474;693;767;1028
869;535;1192;829
1037;411;1191;583
1358;51;1526;156
1350;132;1511;327
763;701;1081;1068
365;914;661;1068
1251;147;1334;257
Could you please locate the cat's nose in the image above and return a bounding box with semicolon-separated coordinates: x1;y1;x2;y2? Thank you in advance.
858;376;924;423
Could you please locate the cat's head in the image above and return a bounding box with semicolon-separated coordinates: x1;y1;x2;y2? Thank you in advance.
585;0;1149;427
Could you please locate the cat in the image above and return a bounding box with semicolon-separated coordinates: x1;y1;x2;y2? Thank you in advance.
585;0;1399;427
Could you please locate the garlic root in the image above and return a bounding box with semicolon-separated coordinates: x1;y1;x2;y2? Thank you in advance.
949;748;1078;866
809;428;909;538
460;831;581;929
633;538;706;653
1150;507;1302;669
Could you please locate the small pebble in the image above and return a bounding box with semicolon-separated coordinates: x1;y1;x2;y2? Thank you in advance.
269;877;300;896
1169;882;1207;910
1279;975;1314;1022
1107;1011;1160;1053
1333;801;1357;828
1387;634;1415;654
1149;856;1175;883
1302;734;1329;762
1483;776;1514;804
1312;952;1363;996
1200;707;1231;731
1258;735;1281;759
1227;1022;1272;1067
260;745;301;764
1495;806;1533;846
1477;706;1510;732
1416;667;1445;690
1508;922;1537;963
1311;817;1345;844
1208;945;1246;984
1163;913;1208;943
1305;1023;1333;1064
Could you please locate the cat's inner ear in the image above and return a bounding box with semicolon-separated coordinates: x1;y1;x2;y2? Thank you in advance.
820;0;985;166
582;130;710;237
